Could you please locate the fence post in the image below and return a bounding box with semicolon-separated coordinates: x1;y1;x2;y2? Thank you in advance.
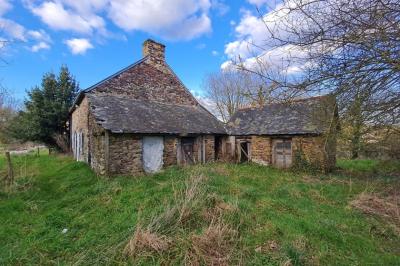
5;151;14;188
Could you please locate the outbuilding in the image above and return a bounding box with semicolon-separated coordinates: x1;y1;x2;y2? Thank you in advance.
226;96;339;171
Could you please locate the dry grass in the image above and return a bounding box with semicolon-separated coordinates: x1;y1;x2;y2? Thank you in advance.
211;164;232;177
124;174;209;259
124;173;241;264
188;219;238;266
202;193;238;222
147;174;208;234
124;226;172;256
301;175;321;184
350;191;400;233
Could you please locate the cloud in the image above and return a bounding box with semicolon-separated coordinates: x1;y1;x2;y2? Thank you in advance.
28;29;52;52
195;95;222;120
0;18;52;53
0;0;12;15
211;0;229;16
212;50;219;56
31;41;50;52
27;29;51;43
0;1;52;53
196;43;206;50
60;0;108;15
0;18;26;41
246;0;269;6
223;2;309;74
24;0;216;42
30;1;105;34
65;38;93;54
107;0;212;40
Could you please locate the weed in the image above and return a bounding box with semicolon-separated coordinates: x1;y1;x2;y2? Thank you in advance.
0;155;399;265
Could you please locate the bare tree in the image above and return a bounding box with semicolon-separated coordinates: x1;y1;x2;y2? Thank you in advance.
203;70;249;122
231;0;400;157
0;86;16;143
203;69;279;122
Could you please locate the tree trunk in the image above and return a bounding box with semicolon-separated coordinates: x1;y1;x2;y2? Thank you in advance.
350;124;362;159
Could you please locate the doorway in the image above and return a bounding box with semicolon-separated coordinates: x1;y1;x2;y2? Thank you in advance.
214;136;222;160
272;139;292;168
143;136;164;173
181;137;195;165
239;142;249;163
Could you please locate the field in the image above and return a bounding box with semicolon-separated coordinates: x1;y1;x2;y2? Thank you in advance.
0;153;399;265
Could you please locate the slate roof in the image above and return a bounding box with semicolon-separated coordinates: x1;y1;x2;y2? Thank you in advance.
87;94;226;134
227;96;335;136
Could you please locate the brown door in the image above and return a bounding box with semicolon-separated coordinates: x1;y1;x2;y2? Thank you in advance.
181;138;195;165
273;139;292;168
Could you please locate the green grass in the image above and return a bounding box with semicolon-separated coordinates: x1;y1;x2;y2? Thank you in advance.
337;159;400;178
1;154;399;265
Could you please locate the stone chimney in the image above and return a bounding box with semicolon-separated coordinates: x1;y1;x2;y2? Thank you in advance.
143;39;165;66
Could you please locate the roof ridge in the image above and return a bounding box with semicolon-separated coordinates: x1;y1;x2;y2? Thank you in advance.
236;95;330;112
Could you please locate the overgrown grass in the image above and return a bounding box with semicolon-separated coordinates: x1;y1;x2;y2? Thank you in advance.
0;154;399;265
337;158;400;178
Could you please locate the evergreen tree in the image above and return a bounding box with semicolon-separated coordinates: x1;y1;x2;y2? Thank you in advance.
9;66;80;150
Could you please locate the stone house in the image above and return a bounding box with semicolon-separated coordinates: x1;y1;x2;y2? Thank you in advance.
226;96;339;171
70;39;338;175
70;39;226;176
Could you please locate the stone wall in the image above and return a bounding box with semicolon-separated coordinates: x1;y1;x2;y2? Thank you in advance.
292;135;335;171
88;112;106;175
108;134;143;176
71;96;89;162
164;136;177;167
223;134;335;171
89;56;198;107
71;95;109;175
251;136;272;165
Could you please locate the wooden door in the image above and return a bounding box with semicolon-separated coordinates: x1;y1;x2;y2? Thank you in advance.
273;139;292;168
181;138;195;165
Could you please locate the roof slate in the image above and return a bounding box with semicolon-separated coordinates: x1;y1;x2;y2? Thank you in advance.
87;94;226;134
227;96;335;136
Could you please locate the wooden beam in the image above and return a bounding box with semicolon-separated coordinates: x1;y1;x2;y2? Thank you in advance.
104;131;110;176
5;152;14;188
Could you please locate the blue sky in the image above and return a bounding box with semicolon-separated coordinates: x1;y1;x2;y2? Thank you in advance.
0;0;283;101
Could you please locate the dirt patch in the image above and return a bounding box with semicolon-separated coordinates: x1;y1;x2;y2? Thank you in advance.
255;240;280;253
202;194;238;222
350;192;400;233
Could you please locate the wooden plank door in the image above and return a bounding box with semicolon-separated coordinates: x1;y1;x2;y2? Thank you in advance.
181;138;195;165
273;139;292;168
